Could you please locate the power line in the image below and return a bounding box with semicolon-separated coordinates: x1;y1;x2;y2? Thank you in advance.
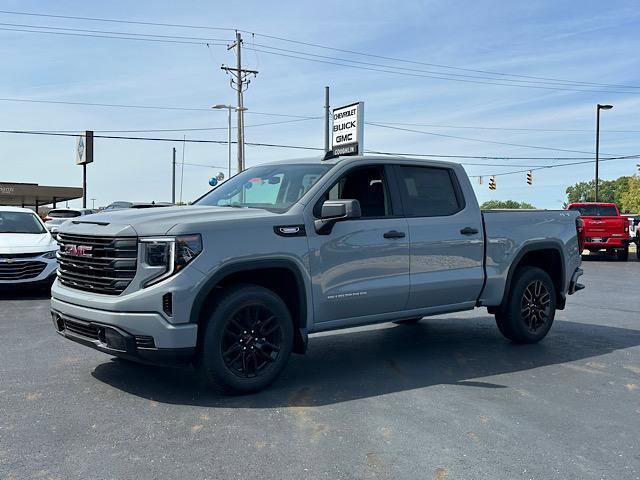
0;129;324;150
10;117;320;134
1;9;636;90
248;42;633;90
366;122;621;156
0;97;318;119
2;129;639;172
3;20;630;94
0;26;229;46
0;21;231;42
243;31;640;90
0;9;235;32
369;121;640;134
469;154;640;178
244;46;640;96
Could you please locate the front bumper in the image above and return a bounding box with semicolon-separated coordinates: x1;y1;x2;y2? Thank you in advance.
51;310;194;365
51;298;197;365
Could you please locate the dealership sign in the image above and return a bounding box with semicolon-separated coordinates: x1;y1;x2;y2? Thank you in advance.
76;131;94;165
331;102;364;157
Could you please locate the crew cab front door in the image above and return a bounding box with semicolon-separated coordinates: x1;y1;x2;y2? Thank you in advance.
307;164;410;324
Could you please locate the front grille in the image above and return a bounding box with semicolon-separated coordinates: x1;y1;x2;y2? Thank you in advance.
0;261;46;280
0;252;45;259
63;317;100;340
57;233;138;295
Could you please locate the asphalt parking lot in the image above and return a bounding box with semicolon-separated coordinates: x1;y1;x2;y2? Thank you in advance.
1;255;639;480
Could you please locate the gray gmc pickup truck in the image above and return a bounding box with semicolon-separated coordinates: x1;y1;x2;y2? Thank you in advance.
51;155;584;393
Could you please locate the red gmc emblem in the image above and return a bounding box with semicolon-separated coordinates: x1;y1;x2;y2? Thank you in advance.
65;245;93;257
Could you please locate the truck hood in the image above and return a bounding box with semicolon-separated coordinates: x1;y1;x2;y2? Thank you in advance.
0;232;58;254
61;205;280;237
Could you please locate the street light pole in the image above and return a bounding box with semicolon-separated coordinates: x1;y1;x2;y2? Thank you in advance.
213;104;248;178
595;103;613;202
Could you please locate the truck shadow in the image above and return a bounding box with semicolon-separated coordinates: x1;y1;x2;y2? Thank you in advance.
91;317;640;408
0;287;51;300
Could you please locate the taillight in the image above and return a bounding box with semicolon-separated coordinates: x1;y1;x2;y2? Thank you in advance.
576;217;585;251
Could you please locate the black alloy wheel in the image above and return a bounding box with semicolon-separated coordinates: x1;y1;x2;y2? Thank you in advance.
221;305;283;378
494;266;556;344
520;279;552;334
197;284;293;394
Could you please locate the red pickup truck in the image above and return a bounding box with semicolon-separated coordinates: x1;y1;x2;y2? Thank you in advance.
567;202;631;261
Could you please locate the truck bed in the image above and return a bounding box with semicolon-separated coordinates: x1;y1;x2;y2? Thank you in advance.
479;209;581;306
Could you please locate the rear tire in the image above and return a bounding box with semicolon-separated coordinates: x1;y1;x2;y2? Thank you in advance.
494;266;556;344
197;284;293;394
616;247;629;262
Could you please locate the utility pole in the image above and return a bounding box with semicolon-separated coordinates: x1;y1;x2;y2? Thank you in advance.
222;32;257;173
324;86;330;153
171;147;176;204
90;198;96;209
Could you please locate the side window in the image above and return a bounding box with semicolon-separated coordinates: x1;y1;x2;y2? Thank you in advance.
396;166;463;217
315;165;392;218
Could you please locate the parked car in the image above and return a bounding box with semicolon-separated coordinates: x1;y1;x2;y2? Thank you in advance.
43;208;96;233
0;206;58;289
566;202;631;261
51;155;584;393
103;201;133;211
101;201;172;212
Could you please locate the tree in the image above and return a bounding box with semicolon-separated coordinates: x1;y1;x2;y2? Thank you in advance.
620;176;640;213
481;200;536;209
565;177;633;208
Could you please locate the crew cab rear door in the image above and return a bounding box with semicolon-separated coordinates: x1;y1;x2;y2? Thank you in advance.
306;163;410;323
392;164;484;310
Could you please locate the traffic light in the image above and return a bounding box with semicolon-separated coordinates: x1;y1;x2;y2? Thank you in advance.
526;170;533;185
489;176;496;190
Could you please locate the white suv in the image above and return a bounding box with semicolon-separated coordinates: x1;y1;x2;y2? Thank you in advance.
0;206;59;288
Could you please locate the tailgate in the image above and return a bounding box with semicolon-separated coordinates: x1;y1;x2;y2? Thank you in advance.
582;216;627;238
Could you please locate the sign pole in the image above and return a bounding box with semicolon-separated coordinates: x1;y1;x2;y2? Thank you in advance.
82;163;87;208
76;130;93;208
324;86;330;153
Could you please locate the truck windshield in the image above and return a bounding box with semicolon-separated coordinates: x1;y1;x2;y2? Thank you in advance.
568;205;618;216
0;212;47;234
195;164;332;212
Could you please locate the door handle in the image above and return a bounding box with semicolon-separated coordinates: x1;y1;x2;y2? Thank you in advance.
384;230;406;239
460;227;479;235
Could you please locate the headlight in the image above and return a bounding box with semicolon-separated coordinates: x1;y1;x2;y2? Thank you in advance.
41;250;57;259
140;235;202;287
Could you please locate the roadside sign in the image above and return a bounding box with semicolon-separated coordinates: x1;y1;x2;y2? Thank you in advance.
331;102;364;157
76;131;94;165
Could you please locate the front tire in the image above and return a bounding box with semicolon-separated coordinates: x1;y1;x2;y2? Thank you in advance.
494;266;556;344
197;284;293;394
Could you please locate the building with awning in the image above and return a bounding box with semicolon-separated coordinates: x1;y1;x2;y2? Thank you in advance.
0;182;83;211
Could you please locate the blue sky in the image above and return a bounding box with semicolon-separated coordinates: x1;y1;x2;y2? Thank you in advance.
1;0;639;208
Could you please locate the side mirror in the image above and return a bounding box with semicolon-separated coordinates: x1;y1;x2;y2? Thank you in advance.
314;199;361;235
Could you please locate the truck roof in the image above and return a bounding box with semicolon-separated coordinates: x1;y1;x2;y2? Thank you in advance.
264;155;461;169
568;202;617;206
